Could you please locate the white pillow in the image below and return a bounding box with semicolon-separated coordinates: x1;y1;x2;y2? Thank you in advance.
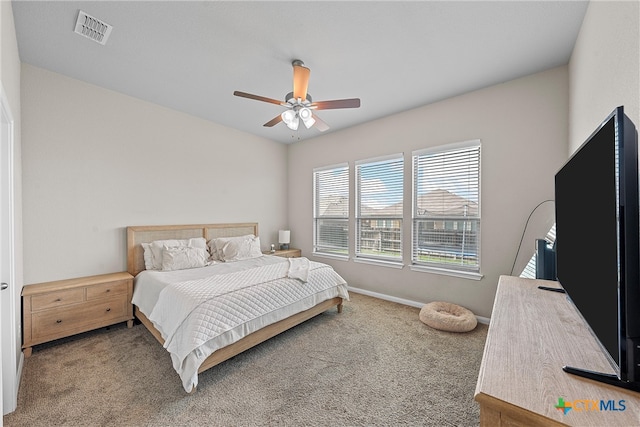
209;235;257;261
161;245;208;271
141;242;155;270
221;236;263;262
144;237;208;270
207;239;220;261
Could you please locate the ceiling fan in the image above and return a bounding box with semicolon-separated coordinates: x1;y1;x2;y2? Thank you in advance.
233;60;360;132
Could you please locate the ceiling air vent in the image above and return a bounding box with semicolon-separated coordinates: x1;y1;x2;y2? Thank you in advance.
74;10;112;45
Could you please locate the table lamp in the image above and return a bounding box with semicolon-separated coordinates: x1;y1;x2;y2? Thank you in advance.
279;230;290;250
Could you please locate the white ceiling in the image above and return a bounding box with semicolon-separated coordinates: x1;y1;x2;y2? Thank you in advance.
12;1;589;144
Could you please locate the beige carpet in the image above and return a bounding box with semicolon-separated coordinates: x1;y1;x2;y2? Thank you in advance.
4;292;488;426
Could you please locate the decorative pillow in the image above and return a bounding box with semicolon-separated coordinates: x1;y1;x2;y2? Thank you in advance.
161;245;208;271
145;237;208;270
141;243;155;270
220;236;263;262
207;238;221;261
209;235;258;261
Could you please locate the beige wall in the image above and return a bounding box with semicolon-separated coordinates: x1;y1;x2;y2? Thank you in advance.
21;64;288;284
288;67;569;318
569;0;639;154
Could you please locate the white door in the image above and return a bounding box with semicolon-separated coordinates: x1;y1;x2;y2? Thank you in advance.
0;83;17;416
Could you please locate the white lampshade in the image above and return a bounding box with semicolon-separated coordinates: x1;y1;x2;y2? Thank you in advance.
278;230;290;244
281;110;299;131
299;107;315;129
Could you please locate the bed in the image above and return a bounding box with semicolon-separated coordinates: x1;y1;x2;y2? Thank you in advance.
126;222;349;392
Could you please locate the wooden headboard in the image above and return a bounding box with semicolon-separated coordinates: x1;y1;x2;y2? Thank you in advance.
126;222;259;276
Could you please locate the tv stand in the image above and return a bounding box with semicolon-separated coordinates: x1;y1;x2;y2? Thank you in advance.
475;276;640;426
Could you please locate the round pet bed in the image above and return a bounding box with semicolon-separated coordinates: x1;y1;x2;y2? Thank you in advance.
419;301;477;332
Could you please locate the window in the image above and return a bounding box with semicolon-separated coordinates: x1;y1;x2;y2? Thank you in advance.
313;163;349;257
520;223;556;279
412;140;481;273
355;154;404;262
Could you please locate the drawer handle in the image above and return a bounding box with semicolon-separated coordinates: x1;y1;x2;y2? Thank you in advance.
56;319;62;324
55;298;61;302
106;308;111;312
105;289;110;293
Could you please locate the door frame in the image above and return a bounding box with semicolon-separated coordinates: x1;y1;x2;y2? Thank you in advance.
1;80;18;415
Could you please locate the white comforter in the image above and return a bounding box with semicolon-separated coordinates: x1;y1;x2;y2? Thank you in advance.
132;255;349;392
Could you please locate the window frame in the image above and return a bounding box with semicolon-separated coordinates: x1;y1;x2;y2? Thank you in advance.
354;153;404;265
411;140;482;278
313;163;350;259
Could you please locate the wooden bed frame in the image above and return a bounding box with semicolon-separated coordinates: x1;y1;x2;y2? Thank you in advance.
126;222;343;388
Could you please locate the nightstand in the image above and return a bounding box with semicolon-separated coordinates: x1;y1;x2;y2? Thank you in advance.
22;271;134;357
263;248;302;258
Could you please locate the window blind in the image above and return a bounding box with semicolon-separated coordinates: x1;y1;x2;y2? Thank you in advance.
412;140;481;272
355;154;403;262
313;164;349;256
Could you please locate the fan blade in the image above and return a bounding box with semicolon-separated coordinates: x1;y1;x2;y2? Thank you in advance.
292;63;310;101
234;91;285;106
263;115;283;127
311;98;361;110
312;113;330;132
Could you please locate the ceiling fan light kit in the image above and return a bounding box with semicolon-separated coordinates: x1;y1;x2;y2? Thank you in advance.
234;59;361;134
280;105;315;131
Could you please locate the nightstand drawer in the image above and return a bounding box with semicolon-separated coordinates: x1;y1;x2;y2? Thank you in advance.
86;280;128;300
279;252;300;258
31;296;128;340
264;248;302;258
30;288;84;311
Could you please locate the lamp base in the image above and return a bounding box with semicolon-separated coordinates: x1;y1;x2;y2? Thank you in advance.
279;244;289;250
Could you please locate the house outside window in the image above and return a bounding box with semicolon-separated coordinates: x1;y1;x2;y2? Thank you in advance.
355;154;403;263
412;140;481;273
313;163;349;257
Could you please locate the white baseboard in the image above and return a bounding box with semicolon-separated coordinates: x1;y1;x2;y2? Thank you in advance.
348;286;490;325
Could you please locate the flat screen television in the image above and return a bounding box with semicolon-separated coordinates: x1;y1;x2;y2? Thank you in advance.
555;106;640;391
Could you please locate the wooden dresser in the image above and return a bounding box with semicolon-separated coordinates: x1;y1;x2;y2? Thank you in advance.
475;275;640;426
22;272;134;357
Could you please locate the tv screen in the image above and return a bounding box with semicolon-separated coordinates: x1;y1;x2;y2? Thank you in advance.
555;106;639;389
